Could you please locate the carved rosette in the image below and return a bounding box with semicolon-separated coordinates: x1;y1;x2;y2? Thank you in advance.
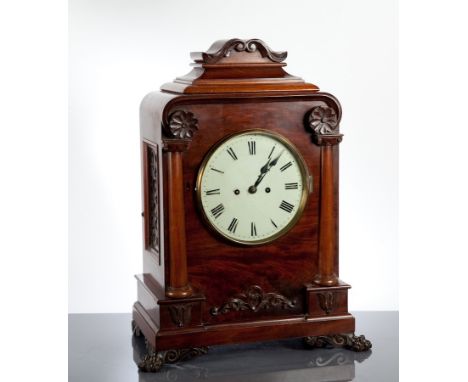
168;303;194;327
307;106;343;146
305;333;372;352
309;106;338;134
317;292;335;315
138;346;209;372
210;285;297;316
147;145;160;256
167;110;198;139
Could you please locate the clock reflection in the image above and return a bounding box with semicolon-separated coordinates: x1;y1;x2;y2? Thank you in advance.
133;335;371;382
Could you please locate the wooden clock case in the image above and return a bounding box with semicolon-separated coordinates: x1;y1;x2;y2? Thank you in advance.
133;39;371;372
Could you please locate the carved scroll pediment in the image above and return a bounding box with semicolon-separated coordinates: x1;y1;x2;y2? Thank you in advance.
162;38;319;93
191;38;287;64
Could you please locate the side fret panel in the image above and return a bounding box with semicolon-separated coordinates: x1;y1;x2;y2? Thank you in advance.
144;143;160;263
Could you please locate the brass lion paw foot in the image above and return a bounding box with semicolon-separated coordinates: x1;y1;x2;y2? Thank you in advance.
305;333;372;352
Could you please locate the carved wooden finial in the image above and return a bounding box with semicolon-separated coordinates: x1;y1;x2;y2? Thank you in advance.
190;38;287;64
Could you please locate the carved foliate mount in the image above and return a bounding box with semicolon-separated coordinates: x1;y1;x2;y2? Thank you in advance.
132;321;208;372
317;292;335;315
305;333;372;352
307;105;343;146
191;38;287;64
210;285;297;316
168;303;195;328
139;345;208;372
165;110;198;139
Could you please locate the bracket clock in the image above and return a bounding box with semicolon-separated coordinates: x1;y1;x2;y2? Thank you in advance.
133;38;372;372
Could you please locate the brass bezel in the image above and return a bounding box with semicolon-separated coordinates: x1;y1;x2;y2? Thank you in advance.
195;129;310;246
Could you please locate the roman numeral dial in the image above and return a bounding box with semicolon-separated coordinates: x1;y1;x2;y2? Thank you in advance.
197;130;309;245
248;141;256;155
279;200;295;213
227;147;238;160
210;203;224;219
285;182;298;190
227;218;239;233
205;188;220;195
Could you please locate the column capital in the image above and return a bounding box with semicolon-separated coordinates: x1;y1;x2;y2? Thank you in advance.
306;105;343;146
162;139;191;153
312;134;343;146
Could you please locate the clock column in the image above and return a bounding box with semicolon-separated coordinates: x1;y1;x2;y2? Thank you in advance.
162;139;193;298
161;109;200;299
309;106;343;287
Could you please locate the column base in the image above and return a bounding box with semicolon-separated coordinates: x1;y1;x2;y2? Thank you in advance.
166;284;194;299
313;274;339;286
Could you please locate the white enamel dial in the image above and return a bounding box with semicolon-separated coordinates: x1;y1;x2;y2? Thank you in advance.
196;130;309;245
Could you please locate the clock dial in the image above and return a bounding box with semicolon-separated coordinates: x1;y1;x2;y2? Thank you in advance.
197;130;309;245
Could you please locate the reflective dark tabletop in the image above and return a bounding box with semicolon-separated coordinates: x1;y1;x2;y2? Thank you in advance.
69;311;398;382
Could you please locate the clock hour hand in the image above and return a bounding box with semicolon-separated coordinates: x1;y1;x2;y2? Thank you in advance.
268;150;284;168
254;157;272;185
249;151;284;193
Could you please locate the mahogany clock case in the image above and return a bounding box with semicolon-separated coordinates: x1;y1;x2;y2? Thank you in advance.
133;39;371;371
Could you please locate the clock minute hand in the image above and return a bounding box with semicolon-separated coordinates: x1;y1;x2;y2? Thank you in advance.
268;150;284;168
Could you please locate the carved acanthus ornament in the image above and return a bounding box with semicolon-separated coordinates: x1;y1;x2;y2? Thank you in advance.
168;303;194;327
317;292;335;315
210;285;297;316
